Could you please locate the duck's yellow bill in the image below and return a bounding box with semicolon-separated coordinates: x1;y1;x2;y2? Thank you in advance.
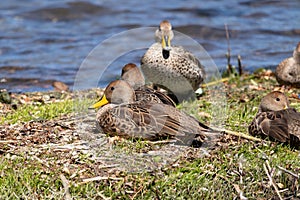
90;94;109;109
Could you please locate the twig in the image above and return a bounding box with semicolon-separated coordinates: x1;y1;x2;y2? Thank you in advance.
79;176;123;184
211;127;262;142
239;161;243;184
97;164;120;169
0;140;18;144
148;139;177;145
266;160;276;178
277;165;299;179
131;186;144;200
238;54;243;76
263;161;283;200
32;155;50;168
225;24;233;74
237;159;248;200
98;191;111;200
60;174;71;200
39;141;89;151
233;184;248;200
202;78;229;87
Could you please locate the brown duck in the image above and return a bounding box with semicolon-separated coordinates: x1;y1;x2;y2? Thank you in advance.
275;42;300;88
248;91;300;148
141;20;206;102
91;80;215;146
121;63;176;107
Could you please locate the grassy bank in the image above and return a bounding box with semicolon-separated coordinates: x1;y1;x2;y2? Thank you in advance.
0;70;299;199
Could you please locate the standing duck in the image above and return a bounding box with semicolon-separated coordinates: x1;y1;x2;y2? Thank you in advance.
248;91;300;148
141;20;206;102
275;42;300;88
91;80;215;146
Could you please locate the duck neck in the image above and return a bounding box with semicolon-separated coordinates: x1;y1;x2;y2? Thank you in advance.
294;43;300;64
162;49;170;59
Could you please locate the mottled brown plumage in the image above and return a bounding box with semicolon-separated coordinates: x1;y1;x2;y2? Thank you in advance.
121;63;176;107
275;42;300;88
248;91;300;148
141;20;205;102
92;80;214;145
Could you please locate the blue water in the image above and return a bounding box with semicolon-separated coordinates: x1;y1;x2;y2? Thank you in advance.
0;0;299;92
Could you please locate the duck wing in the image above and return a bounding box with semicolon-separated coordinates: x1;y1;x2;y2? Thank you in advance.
249;110;289;142
286;108;300;146
97;102;209;143
135;87;176;107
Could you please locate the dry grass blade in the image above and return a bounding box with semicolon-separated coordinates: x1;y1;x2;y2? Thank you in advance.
0;140;18;144
202;78;229;87
148;139;177;145
238;54;243;76
212;127;262;142
225;23;233;74
98;191;111;200
80;176;124;184
233;184;248;200
263;161;283;200
60;174;71;200
277;165;299;179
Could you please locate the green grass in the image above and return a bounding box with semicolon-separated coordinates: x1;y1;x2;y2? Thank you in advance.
1;100;74;124
0;72;300;199
1;98;96;124
143;143;300;199
0;156;64;199
1;143;298;199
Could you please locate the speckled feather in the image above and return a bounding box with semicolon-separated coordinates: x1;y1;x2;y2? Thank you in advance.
140;20;205;97
141;43;205;91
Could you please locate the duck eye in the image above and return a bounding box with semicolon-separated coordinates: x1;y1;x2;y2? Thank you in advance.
110;87;115;91
275;97;280;101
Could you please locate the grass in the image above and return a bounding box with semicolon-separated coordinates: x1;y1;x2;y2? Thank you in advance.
1;97;96;124
1;99;74;124
0;156;64;199
0;71;299;199
2;144;298;199
146;143;300;199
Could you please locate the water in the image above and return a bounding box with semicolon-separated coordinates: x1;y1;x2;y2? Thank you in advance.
0;0;299;92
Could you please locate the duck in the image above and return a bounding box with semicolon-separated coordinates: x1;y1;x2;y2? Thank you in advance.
91;80;216;146
121;63;145;90
140;20;206;102
248;91;300;148
120;63;176;107
275;42;300;88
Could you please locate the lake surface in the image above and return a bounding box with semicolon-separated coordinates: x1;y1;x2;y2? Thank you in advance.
0;0;299;92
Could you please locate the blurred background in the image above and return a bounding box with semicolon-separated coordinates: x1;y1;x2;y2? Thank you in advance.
0;0;299;92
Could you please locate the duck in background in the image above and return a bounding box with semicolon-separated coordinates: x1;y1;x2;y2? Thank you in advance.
120;63;176;107
248;91;300;148
141;20;206;102
275;42;300;88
